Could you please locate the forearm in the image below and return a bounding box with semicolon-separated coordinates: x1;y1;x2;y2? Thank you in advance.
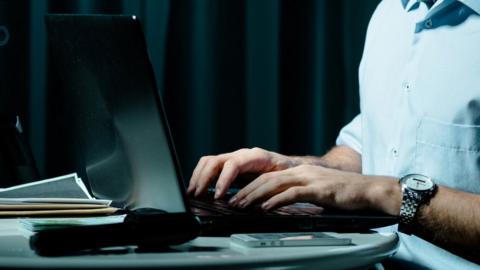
370;178;480;262
415;186;480;261
291;146;362;173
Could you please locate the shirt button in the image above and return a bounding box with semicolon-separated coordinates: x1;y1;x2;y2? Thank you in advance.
403;82;411;92
425;19;433;28
391;148;399;158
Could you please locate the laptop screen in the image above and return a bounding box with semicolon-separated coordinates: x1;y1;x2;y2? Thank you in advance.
45;15;187;213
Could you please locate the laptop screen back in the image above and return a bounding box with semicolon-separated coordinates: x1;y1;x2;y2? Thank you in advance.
45;15;186;213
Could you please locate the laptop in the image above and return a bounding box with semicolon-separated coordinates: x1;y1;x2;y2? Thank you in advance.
45;14;397;237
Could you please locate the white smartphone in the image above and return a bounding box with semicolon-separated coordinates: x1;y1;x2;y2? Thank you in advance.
230;232;351;248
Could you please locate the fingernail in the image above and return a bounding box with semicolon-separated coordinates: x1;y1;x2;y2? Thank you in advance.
228;196;237;205
261;201;270;210
214;188;222;199
238;199;247;208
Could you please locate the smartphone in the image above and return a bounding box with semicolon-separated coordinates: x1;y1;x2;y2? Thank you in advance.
230;232;351;248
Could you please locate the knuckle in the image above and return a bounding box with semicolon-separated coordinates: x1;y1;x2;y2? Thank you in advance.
236;190;245;199
294;164;311;177
199;155;212;164
251;147;264;152
252;175;263;185
223;160;239;176
257;173;269;183
296;164;309;170
251;147;267;157
237;148;249;154
205;156;221;168
228;157;241;167
246;190;261;201
290;187;303;199
234;149;251;159
278;178;291;188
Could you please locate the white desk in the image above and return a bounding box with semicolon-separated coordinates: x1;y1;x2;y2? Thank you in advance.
0;219;398;269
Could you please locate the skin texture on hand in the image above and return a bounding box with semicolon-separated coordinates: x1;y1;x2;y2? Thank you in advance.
228;165;401;215
188;146;401;215
298;146;363;173
188;146;362;200
187;147;300;199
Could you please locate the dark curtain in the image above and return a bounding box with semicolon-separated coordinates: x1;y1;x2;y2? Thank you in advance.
3;0;379;185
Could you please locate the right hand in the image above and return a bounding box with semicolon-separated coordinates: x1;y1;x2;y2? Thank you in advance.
187;147;300;199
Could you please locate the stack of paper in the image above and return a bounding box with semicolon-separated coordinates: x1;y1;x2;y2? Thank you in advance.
0;173;118;216
20;215;126;232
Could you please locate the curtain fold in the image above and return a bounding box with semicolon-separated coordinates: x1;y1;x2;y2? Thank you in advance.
7;0;379;184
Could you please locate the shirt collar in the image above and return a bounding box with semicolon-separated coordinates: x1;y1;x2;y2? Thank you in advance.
401;0;417;11
401;0;480;14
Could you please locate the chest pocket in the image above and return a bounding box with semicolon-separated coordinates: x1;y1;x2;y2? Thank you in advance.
415;118;480;193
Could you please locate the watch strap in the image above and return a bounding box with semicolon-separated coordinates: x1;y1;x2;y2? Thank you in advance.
398;175;436;234
399;188;424;226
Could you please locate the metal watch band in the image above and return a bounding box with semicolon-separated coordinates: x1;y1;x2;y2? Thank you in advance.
398;174;437;234
399;188;424;226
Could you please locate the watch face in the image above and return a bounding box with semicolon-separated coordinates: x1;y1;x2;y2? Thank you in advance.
404;175;434;191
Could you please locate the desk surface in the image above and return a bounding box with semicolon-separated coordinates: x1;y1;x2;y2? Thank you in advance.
0;219;398;270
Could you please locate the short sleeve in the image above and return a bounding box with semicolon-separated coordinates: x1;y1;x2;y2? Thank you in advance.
335;114;362;155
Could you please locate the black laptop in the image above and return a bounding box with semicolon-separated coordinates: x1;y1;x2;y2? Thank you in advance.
45;14;397;237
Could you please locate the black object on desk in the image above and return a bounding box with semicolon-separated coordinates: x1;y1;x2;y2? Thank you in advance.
0;116;39;187
42;14;202;257
30;208;201;256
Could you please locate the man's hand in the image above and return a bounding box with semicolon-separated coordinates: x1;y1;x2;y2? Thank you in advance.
188;146;362;199
228;165;402;216
187;147;301;199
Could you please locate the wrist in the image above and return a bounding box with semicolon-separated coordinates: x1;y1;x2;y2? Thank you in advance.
366;176;402;216
289;156;305;167
269;152;304;171
287;146;362;173
290;155;331;168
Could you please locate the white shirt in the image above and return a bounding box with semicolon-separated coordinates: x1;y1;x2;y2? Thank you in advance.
336;0;480;268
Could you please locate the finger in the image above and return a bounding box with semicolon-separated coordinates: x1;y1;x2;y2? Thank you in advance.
194;154;229;197
243;170;304;208
194;148;280;198
261;186;310;211
188;156;210;195
215;148;276;199
188;155;221;195
233;170;295;208
214;159;240;199
230;172;271;206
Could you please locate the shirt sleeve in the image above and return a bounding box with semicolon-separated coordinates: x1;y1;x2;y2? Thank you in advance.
335;114;362;155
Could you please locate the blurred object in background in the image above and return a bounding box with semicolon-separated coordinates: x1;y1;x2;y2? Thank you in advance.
0;115;39;188
0;0;38;187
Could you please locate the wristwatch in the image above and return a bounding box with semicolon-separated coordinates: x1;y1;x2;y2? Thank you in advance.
398;174;437;234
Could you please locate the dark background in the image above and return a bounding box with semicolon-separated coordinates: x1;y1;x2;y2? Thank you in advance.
1;0;379;185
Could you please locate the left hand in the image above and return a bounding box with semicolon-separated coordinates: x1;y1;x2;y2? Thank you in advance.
229;164;401;216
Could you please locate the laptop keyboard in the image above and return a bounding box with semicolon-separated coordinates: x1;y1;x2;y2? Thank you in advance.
190;199;253;215
190;197;325;216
